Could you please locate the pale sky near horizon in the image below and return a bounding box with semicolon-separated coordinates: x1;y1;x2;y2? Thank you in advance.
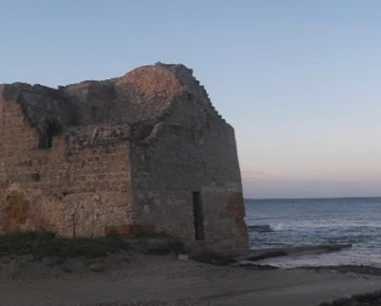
1;0;381;199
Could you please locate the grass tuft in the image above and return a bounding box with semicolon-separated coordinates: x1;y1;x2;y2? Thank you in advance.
0;231;129;259
131;231;170;239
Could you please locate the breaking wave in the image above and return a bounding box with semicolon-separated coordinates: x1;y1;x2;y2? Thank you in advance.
248;224;274;233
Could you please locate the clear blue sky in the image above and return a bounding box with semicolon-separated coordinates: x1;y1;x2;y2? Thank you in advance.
2;0;381;199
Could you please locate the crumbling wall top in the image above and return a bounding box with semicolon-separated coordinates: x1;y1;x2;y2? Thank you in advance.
1;63;227;142
1;83;78;134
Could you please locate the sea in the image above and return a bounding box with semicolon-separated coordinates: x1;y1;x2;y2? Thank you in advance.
245;197;381;268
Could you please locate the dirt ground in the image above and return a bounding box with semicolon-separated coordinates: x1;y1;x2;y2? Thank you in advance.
1;253;381;306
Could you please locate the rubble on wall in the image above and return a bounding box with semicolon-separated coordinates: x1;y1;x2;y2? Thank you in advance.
1;63;228;145
65;121;160;146
2;83;77;135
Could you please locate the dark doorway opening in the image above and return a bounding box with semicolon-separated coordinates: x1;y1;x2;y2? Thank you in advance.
192;191;205;240
39;123;58;149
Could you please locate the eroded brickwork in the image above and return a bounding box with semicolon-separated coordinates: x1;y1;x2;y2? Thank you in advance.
0;99;133;236
0;63;248;248
130;117;248;248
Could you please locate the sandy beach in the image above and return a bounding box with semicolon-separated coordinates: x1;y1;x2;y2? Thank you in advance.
1;253;381;306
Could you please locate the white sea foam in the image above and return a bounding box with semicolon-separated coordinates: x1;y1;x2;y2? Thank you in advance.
245;197;381;267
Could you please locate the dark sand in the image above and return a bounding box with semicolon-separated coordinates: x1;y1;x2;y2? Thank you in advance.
2;253;381;306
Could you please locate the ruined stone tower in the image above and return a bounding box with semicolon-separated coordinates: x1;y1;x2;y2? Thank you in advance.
0;63;248;248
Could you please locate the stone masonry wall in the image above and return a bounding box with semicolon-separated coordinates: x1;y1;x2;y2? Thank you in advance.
0;89;133;237
130;97;248;248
